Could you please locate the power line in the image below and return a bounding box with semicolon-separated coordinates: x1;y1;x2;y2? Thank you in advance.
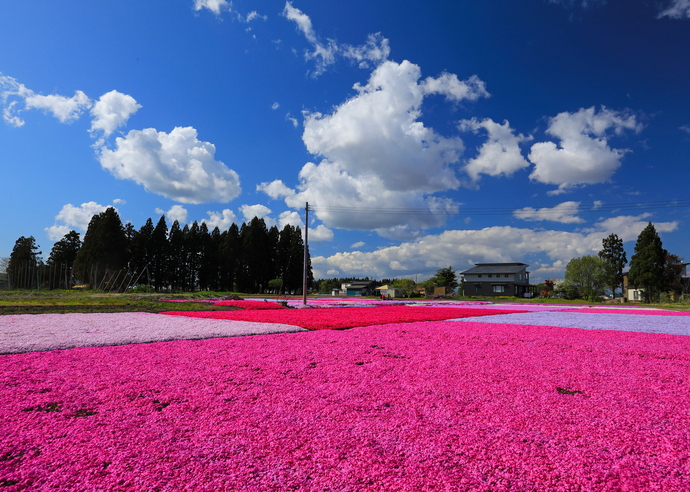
310;199;690;217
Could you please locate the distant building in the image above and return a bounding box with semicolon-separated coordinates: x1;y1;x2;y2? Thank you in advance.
340;280;375;296
622;272;643;302
460;263;536;297
375;285;402;298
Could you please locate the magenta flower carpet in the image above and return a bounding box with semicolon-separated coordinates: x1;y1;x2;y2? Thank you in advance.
1;303;690;490
160;306;521;330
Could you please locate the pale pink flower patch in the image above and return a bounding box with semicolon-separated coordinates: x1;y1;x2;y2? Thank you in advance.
1;321;689;490
0;313;306;354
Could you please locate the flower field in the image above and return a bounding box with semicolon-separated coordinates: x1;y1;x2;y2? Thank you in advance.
160;306;523;330
1;301;689;490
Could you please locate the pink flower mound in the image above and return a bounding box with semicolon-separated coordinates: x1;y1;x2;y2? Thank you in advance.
1;322;689;490
559;308;690;316
210;300;288;310
161;306;521;330
0;313;306;354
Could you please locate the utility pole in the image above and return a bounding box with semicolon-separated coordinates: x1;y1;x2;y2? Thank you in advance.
302;202;309;306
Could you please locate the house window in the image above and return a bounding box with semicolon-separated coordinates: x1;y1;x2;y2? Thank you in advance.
488;274;492;278
474;284;480;293
505;274;509;278
493;285;505;293
478;275;482;278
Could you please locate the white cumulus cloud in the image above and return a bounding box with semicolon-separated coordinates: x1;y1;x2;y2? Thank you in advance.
459;118;532;181
1;74;93;126
90;90;141;139
240;204;276;227
97;126;241;204
513;201;585;224
24;91;92;123
202;209;237;231
528;107;642;194
260;60;486;233
311;216;678;280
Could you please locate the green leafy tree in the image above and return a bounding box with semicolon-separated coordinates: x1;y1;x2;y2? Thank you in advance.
628;222;667;303
663;253;684;298
598;233;627;299
429;266;458;291
564;256;608;302
391;278;416;297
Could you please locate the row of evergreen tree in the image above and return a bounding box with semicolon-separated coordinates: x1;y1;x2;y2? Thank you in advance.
7;207;313;293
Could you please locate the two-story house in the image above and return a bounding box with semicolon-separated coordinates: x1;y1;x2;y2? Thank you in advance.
460;263;536;297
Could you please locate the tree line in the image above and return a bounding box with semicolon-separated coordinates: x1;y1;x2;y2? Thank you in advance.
6;207;313;294
557;222;687;303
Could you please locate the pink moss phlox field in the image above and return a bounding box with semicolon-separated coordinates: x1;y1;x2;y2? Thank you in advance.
0;313;306;354
454;311;690;336
2;322;689;490
210;300;288;310
161;306;523;330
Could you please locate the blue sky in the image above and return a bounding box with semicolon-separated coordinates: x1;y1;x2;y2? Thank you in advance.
2;0;689;282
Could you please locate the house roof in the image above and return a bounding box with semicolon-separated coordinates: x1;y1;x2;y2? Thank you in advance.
460;263;528;275
344;281;374;289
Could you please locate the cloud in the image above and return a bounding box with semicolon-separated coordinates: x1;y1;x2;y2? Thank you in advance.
24;91;92;123
260;60;486;233
658;0;690;18
90;90;141;140
528;107;641;194
311;216;678;280
202;209;237;230
240;204;275;227
342;33;391;69
1;74;32;126
422;73;489;103
286;113;299;127
283;1;338;76
45;201;113;240
97;126;241;204
277;211;334;241
155;205;189;224
193;0;230;15
351;241;365;248
271;102;280;110
459;118;532;181
282;2;390;76
1;74;93;126
243;11;267;22
513;201;585;224
584;213;678;241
